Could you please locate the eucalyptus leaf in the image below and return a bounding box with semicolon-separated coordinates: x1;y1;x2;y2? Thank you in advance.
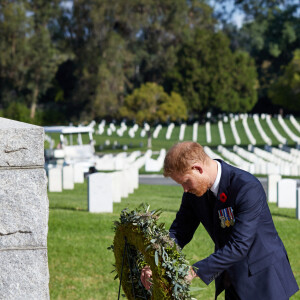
155;250;159;266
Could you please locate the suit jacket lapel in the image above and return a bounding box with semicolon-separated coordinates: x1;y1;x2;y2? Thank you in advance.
214;160;232;248
216;160;231;206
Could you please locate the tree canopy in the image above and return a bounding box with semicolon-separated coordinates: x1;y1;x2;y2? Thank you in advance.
221;0;300;112
0;0;299;124
119;82;187;125
269;49;300;112
166;29;258;115
0;0;66;122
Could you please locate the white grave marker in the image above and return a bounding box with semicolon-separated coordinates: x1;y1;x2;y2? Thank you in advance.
73;164;85;183
166;123;174;140
277;179;297;208
296;188;300;220
267;174;281;203
62;165;74;190
206;122;211;143
193;122;198;142
88;173;113;212
120;169;129;198
179;124;186;141
48;168;62;192
112;171;122;203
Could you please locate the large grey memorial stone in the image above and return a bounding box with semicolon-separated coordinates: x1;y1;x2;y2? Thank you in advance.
0;117;49;299
88;173;113;213
277;179;297;208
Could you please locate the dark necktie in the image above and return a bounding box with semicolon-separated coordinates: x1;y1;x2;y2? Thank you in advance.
208;189;217;203
207;190;216;218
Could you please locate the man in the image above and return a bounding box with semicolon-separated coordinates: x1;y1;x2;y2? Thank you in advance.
141;141;299;299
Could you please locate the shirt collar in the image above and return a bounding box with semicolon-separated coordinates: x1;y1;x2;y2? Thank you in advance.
210;160;221;197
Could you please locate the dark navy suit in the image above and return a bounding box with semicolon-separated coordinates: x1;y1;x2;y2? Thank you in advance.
169;160;299;299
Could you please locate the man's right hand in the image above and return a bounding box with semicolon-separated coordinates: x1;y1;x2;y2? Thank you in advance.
140;266;152;290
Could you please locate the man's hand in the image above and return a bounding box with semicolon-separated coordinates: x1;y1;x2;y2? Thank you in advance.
140;266;152;290
185;266;198;282
141;265;197;289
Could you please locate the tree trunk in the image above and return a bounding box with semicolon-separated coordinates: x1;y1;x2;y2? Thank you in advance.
30;85;39;119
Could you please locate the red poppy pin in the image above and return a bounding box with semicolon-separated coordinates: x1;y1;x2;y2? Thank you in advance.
220;192;227;203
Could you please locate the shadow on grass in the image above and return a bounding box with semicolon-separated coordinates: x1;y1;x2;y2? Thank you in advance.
160;208;180;213
49;206;87;212
271;212;296;220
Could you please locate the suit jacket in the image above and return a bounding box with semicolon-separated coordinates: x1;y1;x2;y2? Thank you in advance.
169;160;299;300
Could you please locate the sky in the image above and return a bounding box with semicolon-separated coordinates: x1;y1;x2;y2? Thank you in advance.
210;0;245;28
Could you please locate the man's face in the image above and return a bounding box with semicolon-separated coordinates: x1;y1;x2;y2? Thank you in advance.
171;167;210;197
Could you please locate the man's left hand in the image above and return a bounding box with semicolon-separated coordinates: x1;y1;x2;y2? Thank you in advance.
185;266;198;282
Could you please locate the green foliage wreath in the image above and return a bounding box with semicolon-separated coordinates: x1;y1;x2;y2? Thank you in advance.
109;204;193;299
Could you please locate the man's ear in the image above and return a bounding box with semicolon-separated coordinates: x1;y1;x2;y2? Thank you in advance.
191;163;203;174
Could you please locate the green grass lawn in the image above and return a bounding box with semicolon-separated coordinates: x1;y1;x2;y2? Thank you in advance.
271;118;296;146
48;181;300;300
222;122;236;146
246;117;265;146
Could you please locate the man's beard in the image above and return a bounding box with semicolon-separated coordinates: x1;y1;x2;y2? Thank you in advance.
192;178;210;197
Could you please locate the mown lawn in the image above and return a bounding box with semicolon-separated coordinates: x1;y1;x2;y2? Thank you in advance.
48;181;300;300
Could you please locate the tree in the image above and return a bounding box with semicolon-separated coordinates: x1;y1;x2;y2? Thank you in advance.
230;0;296;20
130;0;216;87
0;1;30;105
166;29;258;115
88;32;134;120
269;49;300;112
222;2;300;112
214;0;296;25
119;82;187;147
57;0;137;120
25;0;67;119
55;0;216;121
0;1;67;120
26;27;67;119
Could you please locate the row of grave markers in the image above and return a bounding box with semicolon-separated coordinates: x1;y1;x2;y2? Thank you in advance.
72;143;300;180
268;175;300;221
47;164;85;192
142;146;300;213
209;145;300;177
46;149;168;213
87;160;300;218
46;148;300;219
88;167;139;213
205;146;300;220
47;149;166;193
47;162;139;213
94;114;300;145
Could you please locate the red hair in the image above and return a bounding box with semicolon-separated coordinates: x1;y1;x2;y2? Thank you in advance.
163;141;208;177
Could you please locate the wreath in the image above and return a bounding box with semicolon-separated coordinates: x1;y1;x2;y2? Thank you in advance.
108;204;193;299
